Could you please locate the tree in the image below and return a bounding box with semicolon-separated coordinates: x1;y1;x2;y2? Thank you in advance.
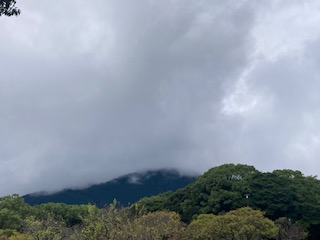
0;0;20;16
183;214;219;240
32;203;89;227
137;164;259;222
249;172;298;220
0;195;31;231
23;215;67;240
0;208;22;231
275;217;307;240
133;211;185;240
81;201;134;240
221;207;278;240
185;207;278;240
272;169;320;239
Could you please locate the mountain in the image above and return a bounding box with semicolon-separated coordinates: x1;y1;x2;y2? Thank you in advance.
23;169;197;207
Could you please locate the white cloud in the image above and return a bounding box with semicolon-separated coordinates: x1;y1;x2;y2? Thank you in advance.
252;0;320;61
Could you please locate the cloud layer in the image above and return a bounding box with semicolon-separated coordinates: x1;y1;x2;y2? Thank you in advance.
1;0;320;195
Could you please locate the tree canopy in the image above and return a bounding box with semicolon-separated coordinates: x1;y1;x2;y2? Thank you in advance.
184;208;278;240
0;0;20;16
136;164;320;239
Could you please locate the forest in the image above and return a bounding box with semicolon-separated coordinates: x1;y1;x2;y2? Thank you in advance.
0;164;319;239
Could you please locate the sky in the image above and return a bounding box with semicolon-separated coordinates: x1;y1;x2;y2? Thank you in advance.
1;0;320;196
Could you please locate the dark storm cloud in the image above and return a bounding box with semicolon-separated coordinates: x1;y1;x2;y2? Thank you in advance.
0;0;320;195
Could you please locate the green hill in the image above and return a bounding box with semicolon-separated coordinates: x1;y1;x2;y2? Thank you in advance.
136;164;320;239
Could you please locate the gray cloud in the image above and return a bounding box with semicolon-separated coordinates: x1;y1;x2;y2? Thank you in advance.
0;0;320;195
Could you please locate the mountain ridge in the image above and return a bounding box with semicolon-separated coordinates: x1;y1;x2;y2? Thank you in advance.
23;169;197;207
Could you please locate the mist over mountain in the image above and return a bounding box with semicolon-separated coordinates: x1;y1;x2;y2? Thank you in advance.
2;1;320;196
23;169;197;206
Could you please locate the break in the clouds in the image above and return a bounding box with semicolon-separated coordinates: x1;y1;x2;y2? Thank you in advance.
1;0;320;196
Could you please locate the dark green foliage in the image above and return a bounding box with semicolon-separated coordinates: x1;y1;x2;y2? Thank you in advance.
0;194;92;237
137;164;258;221
0;0;20;16
31;203;91;226
24;170;196;207
0;195;31;231
136;191;173;212
136;164;320;239
0;195;30;218
268;169;320;239
307;224;320;240
249;172;298;220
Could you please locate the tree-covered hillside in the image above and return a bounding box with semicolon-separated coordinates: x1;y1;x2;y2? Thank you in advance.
0;164;319;239
23;169;196;207
136;164;320;239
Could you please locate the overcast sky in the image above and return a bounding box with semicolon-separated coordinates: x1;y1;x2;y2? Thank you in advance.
1;0;320;196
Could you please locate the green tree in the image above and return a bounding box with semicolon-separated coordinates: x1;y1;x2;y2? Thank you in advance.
32;203;90;227
270;169;320;240
221;207;278;240
81;201;134;240
0;195;30;218
137;164;259;222
183;214;220;240
135;164;320;238
0;195;31;231
133;211;185;240
0;0;20;16
23;215;67;240
249;172;298;220
185;207;278;240
0;208;22;231
134;192;173;213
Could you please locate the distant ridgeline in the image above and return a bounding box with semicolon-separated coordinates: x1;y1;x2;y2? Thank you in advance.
136;164;320;240
23;169;197;207
2;164;320;239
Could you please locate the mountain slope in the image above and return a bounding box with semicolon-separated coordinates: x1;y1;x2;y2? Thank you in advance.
23;169;197;207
